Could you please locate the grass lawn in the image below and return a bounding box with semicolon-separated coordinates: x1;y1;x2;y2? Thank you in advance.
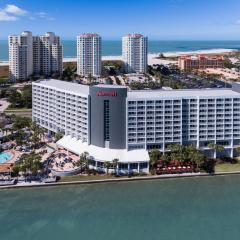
59;174;118;182
215;160;240;173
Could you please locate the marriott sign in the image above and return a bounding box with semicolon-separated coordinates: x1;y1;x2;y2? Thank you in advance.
97;91;118;97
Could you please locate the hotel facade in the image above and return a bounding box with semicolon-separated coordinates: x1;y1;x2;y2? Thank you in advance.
122;34;148;74
32;79;240;173
9;31;63;82
178;54;225;71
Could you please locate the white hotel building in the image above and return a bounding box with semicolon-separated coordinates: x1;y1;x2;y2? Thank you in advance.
9;31;62;82
77;33;102;77
32;79;240;173
122;34;148;74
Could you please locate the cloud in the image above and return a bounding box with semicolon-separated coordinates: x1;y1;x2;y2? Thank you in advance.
0;4;55;22
0;11;18;21
4;4;27;16
0;4;27;21
35;11;55;21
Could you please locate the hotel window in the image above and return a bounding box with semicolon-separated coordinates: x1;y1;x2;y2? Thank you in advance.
140;162;148;169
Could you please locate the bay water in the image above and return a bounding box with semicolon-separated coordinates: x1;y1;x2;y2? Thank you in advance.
1;176;240;240
1;40;240;61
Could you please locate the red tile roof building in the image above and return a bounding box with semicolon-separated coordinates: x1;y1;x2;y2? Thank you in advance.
178;54;225;71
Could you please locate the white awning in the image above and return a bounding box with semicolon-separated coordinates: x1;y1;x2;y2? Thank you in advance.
57;136;149;163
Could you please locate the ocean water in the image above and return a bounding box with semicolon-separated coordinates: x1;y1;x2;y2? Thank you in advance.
1;176;240;240
1;40;240;60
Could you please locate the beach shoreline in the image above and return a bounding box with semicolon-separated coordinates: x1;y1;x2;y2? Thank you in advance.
0;48;238;67
64;48;239;65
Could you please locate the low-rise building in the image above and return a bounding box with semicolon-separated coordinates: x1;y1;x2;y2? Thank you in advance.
178;55;224;71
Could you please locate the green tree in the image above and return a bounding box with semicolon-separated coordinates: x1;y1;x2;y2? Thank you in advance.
31;132;40;147
13;116;31;131
167;144;184;162
160;154;170;163
112;158;119;175
8;90;23;108
78;152;91;173
12;151;42;176
235;147;240;153
208;143;225;157
224;60;235;69
54;132;63;142
88;74;93;84
191;151;205;169
21;85;32;108
215;144;225;152
103;161;111;174
75;158;85;168
149;149;161;169
15;129;27;145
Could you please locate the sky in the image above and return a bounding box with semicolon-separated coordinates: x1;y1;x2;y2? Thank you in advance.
0;0;240;40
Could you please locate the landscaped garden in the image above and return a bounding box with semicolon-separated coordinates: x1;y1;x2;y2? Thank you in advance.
149;144;240;175
215;158;240;173
0;114;55;181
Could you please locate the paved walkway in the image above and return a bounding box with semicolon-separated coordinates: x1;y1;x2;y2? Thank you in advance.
2;171;240;190
0;99;10;112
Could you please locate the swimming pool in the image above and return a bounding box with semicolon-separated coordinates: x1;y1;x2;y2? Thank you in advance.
0;152;13;164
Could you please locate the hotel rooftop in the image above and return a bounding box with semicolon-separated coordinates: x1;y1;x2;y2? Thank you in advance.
36;79;240;99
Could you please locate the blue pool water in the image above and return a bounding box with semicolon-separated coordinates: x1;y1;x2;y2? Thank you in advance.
0;152;13;163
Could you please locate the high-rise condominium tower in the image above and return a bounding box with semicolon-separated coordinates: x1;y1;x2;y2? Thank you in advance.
77;33;101;77
9;31;63;82
9;31;33;82
122;34;148;73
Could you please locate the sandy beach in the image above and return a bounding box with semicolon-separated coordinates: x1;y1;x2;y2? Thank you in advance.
62;54;176;65
62;48;238;65
0;48;238;67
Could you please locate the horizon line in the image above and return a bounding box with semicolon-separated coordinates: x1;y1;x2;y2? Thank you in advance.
1;38;240;41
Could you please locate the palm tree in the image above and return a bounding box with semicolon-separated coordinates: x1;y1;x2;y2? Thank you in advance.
54;132;63;142
235;147;240;153
167;144;183;162
15;129;27;146
38;127;45;141
79;151;90;172
88;74;93;85
13;116;31;131
208;143;216;150
31;121;38;132
149;149;161;169
160;154;170;163
208;143;225;158
215;144;225;152
31;132;40;148
75;158;85;168
103;161;111;175
112;158;119;175
191;150;205;169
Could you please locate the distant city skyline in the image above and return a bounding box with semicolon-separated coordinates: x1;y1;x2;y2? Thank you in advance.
0;0;240;40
